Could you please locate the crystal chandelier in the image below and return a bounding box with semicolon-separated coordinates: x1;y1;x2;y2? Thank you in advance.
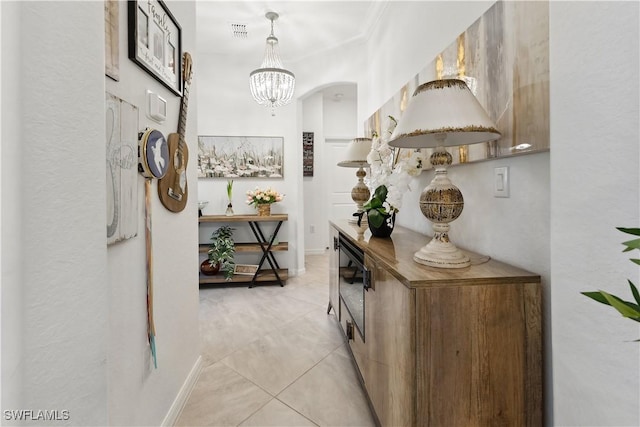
249;12;295;114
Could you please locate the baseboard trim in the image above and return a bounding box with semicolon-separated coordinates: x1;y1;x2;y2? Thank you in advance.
161;355;203;427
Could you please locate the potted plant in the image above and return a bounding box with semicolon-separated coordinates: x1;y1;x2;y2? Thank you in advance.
582;227;640;334
201;226;235;280
225;180;234;216
354;185;396;237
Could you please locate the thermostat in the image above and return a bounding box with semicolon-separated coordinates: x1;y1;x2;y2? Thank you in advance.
146;90;167;123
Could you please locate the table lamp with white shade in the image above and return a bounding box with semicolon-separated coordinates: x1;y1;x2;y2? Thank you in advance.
338;137;372;224
388;79;501;268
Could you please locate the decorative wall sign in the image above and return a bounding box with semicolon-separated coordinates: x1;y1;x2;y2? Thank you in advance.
106;92;139;245
128;0;182;95
197;136;284;178
105;0;119;81
366;1;549;166
302;132;314;177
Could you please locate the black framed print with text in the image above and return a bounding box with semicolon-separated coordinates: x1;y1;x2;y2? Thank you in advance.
128;0;182;95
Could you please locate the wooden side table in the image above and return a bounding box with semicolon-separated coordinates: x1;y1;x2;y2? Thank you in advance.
199;214;288;287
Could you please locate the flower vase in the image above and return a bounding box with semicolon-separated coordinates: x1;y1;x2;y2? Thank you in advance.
257;204;271;216
225;202;234;216
368;212;395;238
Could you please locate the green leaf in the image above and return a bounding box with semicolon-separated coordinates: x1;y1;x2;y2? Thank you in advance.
629;280;640;306
621;238;640;252
582;291;611;306
601;291;640;319
373;185;388;201
617;227;640;236
630;259;640;266
368;198;383;209
367;210;384;228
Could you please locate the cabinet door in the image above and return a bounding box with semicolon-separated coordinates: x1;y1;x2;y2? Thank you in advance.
415;282;542;426
357;257;415;427
328;226;339;315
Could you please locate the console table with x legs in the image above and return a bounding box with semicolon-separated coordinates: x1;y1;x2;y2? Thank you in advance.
199;214;288;287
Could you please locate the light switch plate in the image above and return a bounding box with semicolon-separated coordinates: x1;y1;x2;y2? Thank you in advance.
494;166;510;198
146;90;167;123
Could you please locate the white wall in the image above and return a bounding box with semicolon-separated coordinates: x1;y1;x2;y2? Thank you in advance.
1;0;23;414
550;2;639;426
106;1;200;426
2;2;108;423
302;92;325;254
1;1;200;425
302;87;358;254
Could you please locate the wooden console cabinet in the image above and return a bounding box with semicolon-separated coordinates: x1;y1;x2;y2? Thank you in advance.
329;220;542;426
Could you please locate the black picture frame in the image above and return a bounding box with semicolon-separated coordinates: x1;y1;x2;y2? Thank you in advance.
302;132;314;177
128;0;182;96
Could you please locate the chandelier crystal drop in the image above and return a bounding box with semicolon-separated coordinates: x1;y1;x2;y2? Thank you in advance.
249;12;295;113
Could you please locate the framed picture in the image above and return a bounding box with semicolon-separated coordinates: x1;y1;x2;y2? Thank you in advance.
233;264;259;276
128;0;182;95
105;0;119;81
197;136;284;178
106;92;139;245
302;132;314;177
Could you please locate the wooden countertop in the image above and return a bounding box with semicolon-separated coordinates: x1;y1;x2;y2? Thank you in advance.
330;219;539;289
200;214;288;223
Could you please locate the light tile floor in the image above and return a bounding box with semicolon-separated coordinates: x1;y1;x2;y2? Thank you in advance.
176;254;376;427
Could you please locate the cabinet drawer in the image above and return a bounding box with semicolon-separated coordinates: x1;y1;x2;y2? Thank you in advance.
339;299;366;381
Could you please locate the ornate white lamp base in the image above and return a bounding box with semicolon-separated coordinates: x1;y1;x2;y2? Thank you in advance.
413;227;470;269
415;144;470;269
350;215;368;236
348;213;368;226
346;166;370;225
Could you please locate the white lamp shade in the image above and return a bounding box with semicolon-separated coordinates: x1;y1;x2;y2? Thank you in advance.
338;137;372;167
389;79;501;148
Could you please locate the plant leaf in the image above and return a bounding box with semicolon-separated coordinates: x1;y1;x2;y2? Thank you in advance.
368;198;383;209
617;227;640;236
367;210;384;228
373;185;388;201
582;291;611;306
630;259;640;266
601;291;640;319
629;280;640;305
621;238;640;252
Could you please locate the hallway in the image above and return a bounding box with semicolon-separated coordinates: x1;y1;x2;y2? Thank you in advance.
177;254;375;426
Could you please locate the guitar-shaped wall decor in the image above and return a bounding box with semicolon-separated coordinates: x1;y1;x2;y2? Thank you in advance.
158;52;193;212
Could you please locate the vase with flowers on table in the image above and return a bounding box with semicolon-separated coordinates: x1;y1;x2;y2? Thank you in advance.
246;187;284;216
355;115;425;237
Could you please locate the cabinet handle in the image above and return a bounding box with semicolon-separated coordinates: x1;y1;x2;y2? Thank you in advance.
346;320;354;340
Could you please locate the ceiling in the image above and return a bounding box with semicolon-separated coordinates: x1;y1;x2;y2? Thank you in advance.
195;1;387;101
196;1;387;62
